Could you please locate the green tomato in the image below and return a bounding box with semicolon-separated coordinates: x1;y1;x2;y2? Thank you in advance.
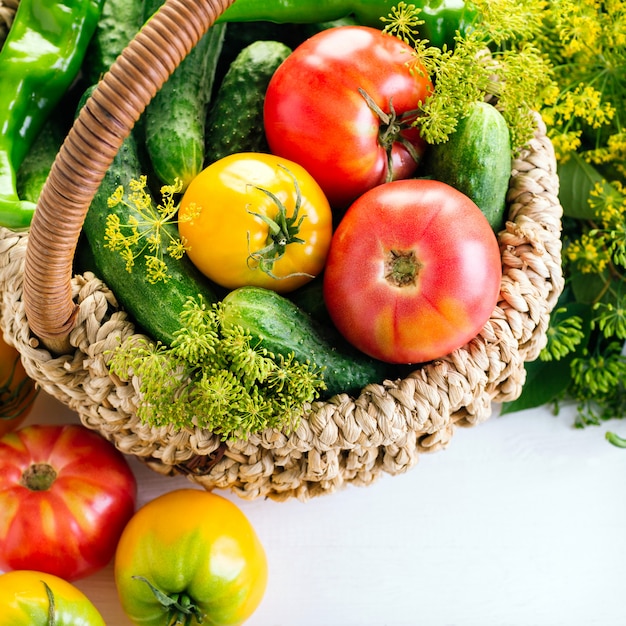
114;489;268;626
0;570;106;626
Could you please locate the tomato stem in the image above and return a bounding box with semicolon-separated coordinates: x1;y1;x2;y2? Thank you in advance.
132;576;205;626
21;463;57;491
385;249;421;286
246;164;315;281
358;87;422;182
42;581;57;626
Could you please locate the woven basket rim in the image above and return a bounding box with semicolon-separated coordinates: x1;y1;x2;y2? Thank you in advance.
0;0;564;500
0;110;563;500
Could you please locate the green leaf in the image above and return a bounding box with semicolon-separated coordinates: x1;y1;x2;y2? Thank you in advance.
557;153;622;220
570;269;610;305
500;301;593;415
500;356;572;415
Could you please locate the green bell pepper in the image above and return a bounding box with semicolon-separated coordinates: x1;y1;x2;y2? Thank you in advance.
217;0;477;49
0;0;104;231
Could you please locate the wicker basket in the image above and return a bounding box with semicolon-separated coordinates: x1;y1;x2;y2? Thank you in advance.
0;0;563;501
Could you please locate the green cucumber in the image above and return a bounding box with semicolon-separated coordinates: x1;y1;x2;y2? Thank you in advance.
143;0;226;189
83;0;144;84
216;21;304;83
220;286;395;398
79;90;217;346
16;114;66;204
426;101;512;231
205;40;292;163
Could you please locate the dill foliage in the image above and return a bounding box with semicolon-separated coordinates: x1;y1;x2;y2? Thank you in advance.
384;2;626;439
108;296;325;441
102;178;325;440
104;176;192;284
382;0;553;151
493;0;626;441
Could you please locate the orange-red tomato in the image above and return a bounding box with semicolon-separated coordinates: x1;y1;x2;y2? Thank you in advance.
0;424;137;581
0;334;37;435
323;179;502;364
179;153;332;294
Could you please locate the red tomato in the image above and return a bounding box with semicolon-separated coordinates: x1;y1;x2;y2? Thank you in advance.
0;424;137;581
323;179;502;364
264;25;432;209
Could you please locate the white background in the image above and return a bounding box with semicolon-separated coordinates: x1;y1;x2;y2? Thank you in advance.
21;391;626;626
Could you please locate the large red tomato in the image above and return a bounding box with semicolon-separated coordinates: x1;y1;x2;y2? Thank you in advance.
0;424;137;581
264;26;432;209
323;179;502;364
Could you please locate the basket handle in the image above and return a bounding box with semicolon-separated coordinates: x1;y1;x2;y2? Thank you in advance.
23;0;235;354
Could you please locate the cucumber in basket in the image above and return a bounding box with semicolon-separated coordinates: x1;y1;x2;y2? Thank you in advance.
83;0;144;83
77;88;218;346
16;114;66;205
425;101;512;231
220;286;396;398
143;0;227;189
205;39;292;163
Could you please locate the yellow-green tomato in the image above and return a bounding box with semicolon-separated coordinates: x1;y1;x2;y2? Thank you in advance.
0;570;106;626
114;489;268;626
178;152;333;294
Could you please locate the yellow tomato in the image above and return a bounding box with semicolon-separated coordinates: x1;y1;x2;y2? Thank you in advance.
0;334;37;435
179;152;333;293
114;489;268;626
0;570;106;626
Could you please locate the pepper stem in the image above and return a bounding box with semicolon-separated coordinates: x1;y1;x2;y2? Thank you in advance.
132;576;204;626
246;164;314;281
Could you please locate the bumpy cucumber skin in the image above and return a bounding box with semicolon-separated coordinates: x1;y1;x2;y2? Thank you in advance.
221;286;394;398
83;0;144;83
205;40;292;163
16;117;65;204
81;116;217;346
143;0;226;189
216;21;304;84
427;101;512;231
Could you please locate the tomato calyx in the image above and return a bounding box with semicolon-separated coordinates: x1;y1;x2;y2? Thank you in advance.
21;463;57;491
42;581;57;626
246;164;314;281
358;87;423;182
385;249;422;287
133;576;204;626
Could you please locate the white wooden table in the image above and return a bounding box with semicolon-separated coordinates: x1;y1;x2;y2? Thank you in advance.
22;390;626;626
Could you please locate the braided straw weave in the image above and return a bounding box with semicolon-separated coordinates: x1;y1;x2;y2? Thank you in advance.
0;0;563;500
